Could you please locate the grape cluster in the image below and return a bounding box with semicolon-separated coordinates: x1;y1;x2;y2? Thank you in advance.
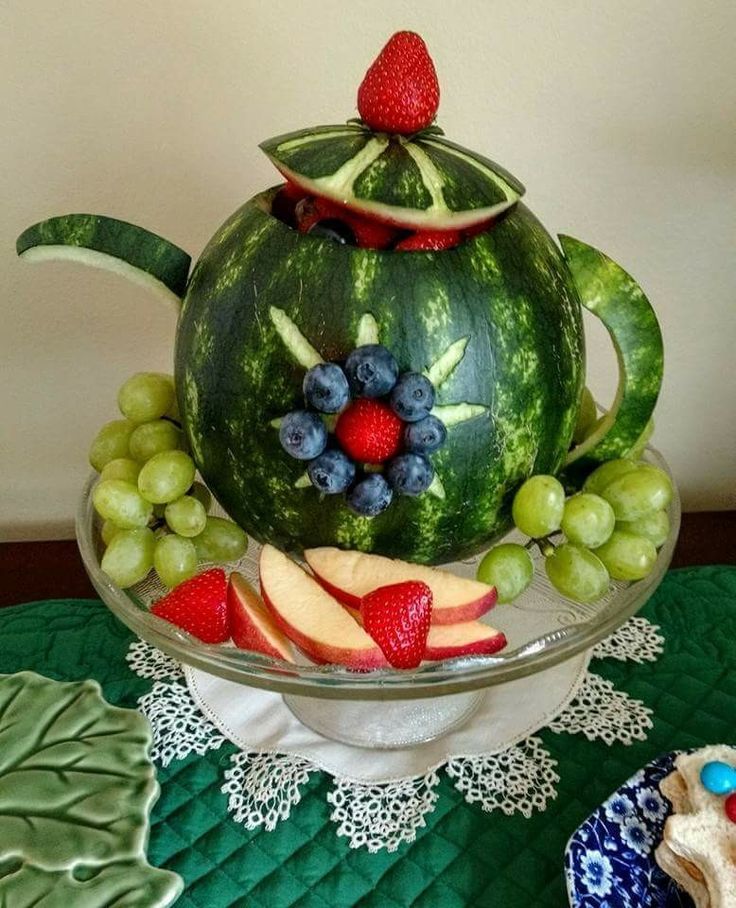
477;459;673;604
89;372;247;589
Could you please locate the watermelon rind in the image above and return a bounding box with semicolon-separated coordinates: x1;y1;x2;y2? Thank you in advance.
17;214;191;304
260;125;525;230
175;188;583;564
561;235;663;470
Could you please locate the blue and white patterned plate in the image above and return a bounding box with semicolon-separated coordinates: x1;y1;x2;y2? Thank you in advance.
565;752;694;907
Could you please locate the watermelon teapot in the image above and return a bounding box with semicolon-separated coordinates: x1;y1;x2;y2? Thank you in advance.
17;32;662;564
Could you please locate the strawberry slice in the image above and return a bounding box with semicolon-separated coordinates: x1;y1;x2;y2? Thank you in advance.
151;568;229;643
357;32;440;135
361;581;433;669
395;229;462;252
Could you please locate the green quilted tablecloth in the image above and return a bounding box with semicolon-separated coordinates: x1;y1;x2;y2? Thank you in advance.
1;565;734;907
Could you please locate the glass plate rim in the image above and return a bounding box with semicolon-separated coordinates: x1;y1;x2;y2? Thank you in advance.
76;447;680;700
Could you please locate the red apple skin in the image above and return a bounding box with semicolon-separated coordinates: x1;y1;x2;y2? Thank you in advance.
307;562;497;625
227;575;294;661
424;627;507;660
260;585;389;670
257;550;389;670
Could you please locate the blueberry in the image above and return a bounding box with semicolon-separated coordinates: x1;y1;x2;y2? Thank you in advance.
344;345;399;398
279;410;327;460
390;372;435;422
346;473;393;517
404;415;447;454
307;449;356;494
303;363;350;413
308;219;355;245
386;454;434;496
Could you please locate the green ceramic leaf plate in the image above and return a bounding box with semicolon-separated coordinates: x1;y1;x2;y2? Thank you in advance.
0;671;182;907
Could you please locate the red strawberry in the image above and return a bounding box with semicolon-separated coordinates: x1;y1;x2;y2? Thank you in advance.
151;568;229;643
361;581;433;668
357;32;440;135
281;180;305;201
395;229;462;252
296;195;398;249
335;399;403;463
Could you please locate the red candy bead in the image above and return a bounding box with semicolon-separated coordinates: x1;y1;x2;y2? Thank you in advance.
726;793;736;823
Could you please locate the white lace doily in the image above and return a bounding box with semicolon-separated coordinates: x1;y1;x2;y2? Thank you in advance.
126;617;663;853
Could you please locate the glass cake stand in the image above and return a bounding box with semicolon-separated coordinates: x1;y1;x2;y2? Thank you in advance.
77;449;679;749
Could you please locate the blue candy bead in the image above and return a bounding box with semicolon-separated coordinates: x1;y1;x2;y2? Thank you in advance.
700;761;736;795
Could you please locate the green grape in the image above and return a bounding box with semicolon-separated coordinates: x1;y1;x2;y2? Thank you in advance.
601;464;673;521
593;530;657;581
617;509;670;549
583;458;638;497
100;457;141;484
164;495;208;537
511;475;565;539
153;534;198;588
193;516;248;563
188;481;212;512
545;543;610;603
101;527;155;588
100;519;120;546
165;392;181;423
93;479;153;528
88;419;135;472
572;386;598;444
476;543;534;604
129;420;182;463
117;372;175;424
625;418;654;460
561;493;616;548
137;451;196;504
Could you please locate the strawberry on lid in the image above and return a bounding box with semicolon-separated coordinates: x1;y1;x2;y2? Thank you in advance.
357;31;440;135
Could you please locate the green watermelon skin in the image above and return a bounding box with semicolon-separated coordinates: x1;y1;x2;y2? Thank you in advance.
175;189;584;564
17;214;191;298
559;235;664;471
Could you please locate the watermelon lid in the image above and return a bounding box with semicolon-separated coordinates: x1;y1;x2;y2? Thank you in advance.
260;124;525;231
259;33;524;232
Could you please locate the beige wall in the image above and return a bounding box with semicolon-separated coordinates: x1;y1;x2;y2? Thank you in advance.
2;0;735;540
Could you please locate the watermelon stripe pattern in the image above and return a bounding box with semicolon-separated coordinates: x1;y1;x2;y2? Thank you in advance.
176;189;583;564
260;125;525;230
560;235;663;469
17;214;191;300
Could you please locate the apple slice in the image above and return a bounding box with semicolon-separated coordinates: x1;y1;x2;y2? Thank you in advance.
425;622;507;660
259;545;387;669
304;547;497;624
227;572;294;661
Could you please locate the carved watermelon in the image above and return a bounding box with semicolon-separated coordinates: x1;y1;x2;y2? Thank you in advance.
16;36;663;564
170;188;584;563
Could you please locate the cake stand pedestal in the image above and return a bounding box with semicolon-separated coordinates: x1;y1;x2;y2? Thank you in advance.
186;648;589;770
